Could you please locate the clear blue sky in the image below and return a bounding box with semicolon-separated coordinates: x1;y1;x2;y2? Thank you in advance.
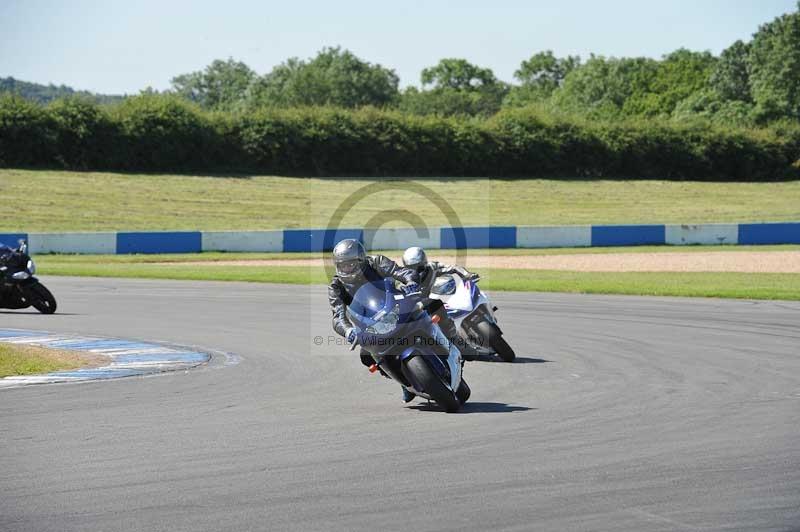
1;0;796;94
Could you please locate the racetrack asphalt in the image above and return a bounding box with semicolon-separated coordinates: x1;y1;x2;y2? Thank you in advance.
1;277;799;532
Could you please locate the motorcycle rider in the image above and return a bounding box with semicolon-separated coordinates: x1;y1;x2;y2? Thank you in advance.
329;239;421;402
0;242;14;263
402;246;481;359
328;239;473;402
402;246;479;294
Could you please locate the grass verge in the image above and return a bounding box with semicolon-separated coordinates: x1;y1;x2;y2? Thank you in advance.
3;169;800;231
36;252;800;301
0;343;102;378
484;270;800;300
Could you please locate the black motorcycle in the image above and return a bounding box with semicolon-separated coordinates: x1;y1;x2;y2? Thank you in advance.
0;240;57;314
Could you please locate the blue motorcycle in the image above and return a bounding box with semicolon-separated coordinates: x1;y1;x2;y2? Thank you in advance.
348;278;470;412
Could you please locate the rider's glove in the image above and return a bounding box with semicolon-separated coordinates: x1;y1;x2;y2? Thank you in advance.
346;326;360;344
402;282;420;295
468;273;480;282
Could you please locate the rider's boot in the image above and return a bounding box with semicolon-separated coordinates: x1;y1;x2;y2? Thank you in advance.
401;387;416;403
438;313;479;361
359;350;374;367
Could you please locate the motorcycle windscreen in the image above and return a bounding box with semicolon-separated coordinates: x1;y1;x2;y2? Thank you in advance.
346;280;393;324
431;275;456;296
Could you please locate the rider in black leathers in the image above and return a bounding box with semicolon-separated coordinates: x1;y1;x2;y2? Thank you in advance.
402;247;481;358
328;239;422;402
328;244;419;341
404;250;480;296
329;239;479;402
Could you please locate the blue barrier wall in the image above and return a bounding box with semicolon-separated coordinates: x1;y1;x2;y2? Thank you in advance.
440;226;516;249
738;222;800;245
0;233;28;247
10;222;800;253
591;225;665;247
116;232;202;254
283;229;364;252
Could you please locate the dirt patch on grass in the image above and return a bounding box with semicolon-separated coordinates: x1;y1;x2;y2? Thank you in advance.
151;250;800;273
468;251;800;273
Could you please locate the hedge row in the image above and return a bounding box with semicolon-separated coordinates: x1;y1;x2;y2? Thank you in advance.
1;93;798;180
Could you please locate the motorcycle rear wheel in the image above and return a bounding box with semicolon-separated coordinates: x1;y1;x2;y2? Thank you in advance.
404;356;461;413
27;282;57;314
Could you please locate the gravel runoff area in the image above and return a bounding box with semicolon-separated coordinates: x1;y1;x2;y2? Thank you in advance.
155;250;800;273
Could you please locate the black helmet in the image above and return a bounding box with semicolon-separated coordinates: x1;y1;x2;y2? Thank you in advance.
333;239;367;281
402;246;428;273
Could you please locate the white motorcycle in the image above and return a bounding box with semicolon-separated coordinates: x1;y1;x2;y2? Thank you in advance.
428;274;516;362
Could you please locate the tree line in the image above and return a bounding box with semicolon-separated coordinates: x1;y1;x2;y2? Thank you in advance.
163;5;800;127
0;77;124;105
3;4;800;128
2;93;798;180
2;5;799;178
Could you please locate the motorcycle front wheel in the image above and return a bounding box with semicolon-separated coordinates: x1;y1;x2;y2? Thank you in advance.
26;282;57;314
477;321;515;362
455;379;471;404
404;355;461;413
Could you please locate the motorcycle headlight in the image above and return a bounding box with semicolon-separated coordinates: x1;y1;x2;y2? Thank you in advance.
432;275;456;295
366;305;399;335
26;259;35;275
12;271;30;280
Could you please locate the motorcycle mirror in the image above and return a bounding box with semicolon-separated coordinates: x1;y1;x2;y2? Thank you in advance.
18;239;27;253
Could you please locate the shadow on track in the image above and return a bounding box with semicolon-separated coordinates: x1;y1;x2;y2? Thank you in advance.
0;311;81;315
408;401;533;414
475;355;550;364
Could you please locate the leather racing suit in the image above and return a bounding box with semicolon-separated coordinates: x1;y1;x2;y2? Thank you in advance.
328;254;419;339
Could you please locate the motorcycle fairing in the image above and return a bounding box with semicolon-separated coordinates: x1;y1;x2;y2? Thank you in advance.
348;278;464;397
398;323;461;392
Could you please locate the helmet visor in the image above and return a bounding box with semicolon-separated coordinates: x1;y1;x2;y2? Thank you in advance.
404;263;423;275
336;259;362;276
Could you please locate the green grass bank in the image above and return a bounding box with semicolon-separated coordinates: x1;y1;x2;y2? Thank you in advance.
3;170;800;232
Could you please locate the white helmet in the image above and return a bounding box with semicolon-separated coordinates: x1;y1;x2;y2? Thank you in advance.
402;246;428;273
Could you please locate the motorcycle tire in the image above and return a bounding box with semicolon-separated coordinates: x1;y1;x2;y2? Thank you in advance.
27;282;57;314
476;321;515;362
404;355;461;413
455;379;471;404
